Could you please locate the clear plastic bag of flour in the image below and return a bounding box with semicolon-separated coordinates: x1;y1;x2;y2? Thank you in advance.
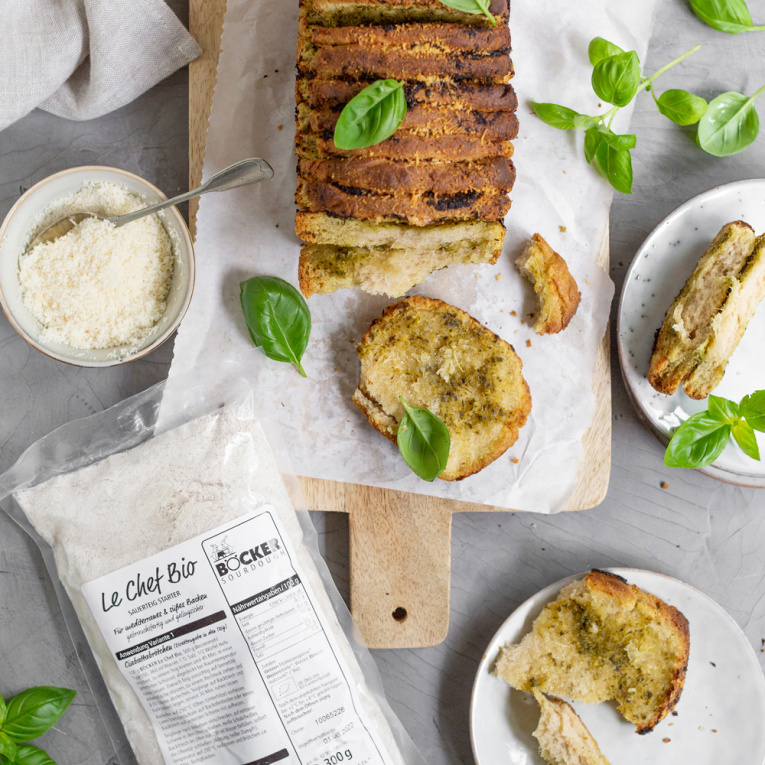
0;375;425;765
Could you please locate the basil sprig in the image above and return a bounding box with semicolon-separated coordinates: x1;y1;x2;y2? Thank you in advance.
665;391;765;469
240;276;311;377
436;0;496;25
0;686;75;765
397;398;451;481
690;0;765;33
533;39;706;193
697;86;765;156
333;79;407;151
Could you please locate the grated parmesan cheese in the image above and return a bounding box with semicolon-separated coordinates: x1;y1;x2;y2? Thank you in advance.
19;182;175;350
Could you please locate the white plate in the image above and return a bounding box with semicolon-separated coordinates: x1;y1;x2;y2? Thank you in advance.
617;179;765;486
470;568;765;765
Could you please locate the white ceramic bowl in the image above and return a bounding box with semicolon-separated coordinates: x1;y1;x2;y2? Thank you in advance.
0;166;195;367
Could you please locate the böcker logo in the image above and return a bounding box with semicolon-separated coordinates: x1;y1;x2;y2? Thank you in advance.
209;535;282;577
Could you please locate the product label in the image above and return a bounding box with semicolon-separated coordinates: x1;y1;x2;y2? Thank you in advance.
82;509;391;765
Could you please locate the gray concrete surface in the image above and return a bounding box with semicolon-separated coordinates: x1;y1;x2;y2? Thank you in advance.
2;1;765;764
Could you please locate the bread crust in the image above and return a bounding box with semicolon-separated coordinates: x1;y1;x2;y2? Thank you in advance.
516;233;580;334
297;179;512;225
353;296;531;480
298;157;516;195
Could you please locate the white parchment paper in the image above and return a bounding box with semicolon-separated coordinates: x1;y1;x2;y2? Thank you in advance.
161;0;659;512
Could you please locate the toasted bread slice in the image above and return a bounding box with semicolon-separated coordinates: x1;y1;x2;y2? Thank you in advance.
298;157;516;195
311;22;511;51
296;132;515;162
516;234;581;334
683;233;765;399
297;179;511;225
298;237;500;297
308;104;519;141
296;212;505;247
648;221;755;395
533;693;611;765
353;296;531;481
306;0;509;27
302;78;518;112
493;570;689;734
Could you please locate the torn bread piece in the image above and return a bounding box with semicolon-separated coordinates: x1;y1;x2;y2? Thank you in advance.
516;233;581;334
683;233;765;399
353;296;531;481
298;238;500;298
648;220;755;395
493;570;689;734
533;693;611;765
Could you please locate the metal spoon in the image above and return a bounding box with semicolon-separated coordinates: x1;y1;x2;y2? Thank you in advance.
29;157;275;249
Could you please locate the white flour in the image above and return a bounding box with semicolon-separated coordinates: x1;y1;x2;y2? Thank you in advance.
15;402;408;765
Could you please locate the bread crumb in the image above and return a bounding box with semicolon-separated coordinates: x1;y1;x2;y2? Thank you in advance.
512;458;520;464
475;274;479;280
661;481;669;489
526;339;532;348
510;310;517;317
495;273;502;281
663;738;671;743
559;226;567;233
277;124;284;130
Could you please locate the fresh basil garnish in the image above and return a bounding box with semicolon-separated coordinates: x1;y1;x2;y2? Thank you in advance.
697;88;765;156
240;276;311;377
333;79;407;151
0;733;17;763
532;102;582;130
1;687;76;744
588;37;624;65
397;398;451;482
655;89;708;125
436;0;496;25
13;745;57;765
664;390;765;468
690;0;765;33
591;51;641;107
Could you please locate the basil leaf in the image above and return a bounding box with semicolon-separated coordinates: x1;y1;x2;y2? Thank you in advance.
591;51;641;107
656;89;708;125
2;688;75;743
590;135;634;193
240;276;311;377
573;115;599;130
14;746;56;765
732;420;761;460
697;90;761;156
588;37;624;66
584;127;603;163
397;398;451;482
740;390;765;431
664;413;731;468
0;691;6;726
601;131;637;150
0;734;16;763
690;0;756;32
436;0;496;25
708;394;739;422
532;102;581;130
334;79;407;150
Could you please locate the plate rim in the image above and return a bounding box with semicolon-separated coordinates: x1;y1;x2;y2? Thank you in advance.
615;177;765;488
469;566;765;765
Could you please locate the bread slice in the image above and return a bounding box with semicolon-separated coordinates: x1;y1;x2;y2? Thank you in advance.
353;296;531;481
533;693;611;765
648;221;755;395
296;179;512;225
298;157;516;195
516;233;581;334
493;570;689;734
298;238;500;297
683;233;765;399
306;0;509;27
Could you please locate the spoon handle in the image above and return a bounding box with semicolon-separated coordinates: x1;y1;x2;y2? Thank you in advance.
108;158;275;228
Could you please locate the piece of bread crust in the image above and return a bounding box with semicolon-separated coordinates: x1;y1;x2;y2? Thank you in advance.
533;693;611;765
516;233;581;335
683;233;765;399
353;296;531;481
493;570;689;735
648;221;755;396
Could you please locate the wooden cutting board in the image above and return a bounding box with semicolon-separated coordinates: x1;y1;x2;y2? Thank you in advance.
188;0;612;649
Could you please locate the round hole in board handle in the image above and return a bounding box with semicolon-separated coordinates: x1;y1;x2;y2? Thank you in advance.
392;607;408;622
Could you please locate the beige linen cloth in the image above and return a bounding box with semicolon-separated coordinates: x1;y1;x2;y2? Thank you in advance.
0;0;200;131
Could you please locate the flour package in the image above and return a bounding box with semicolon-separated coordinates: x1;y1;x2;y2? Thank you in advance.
0;380;424;765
